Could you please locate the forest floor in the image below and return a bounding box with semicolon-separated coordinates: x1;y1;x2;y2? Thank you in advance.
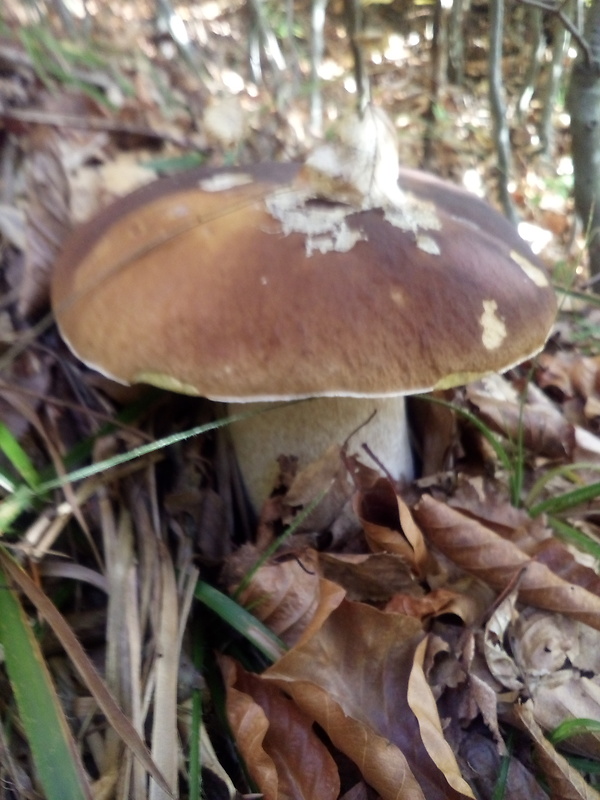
1;1;600;799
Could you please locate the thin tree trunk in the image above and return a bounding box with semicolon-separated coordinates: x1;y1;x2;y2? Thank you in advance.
539;13;570;153
310;0;329;135
489;0;518;224
567;0;600;286
344;0;369;113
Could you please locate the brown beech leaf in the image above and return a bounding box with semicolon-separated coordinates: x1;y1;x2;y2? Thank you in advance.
457;730;550;800
221;656;339;800
413;495;600;631
319;551;421;604
410;638;475;797
355;478;429;577
529;672;600;759
466;380;574;459
532;538;600;597
538;352;600;402
264;599;474;800
223;545;345;647
448;477;550;549
515;701;600;800
385;586;481;625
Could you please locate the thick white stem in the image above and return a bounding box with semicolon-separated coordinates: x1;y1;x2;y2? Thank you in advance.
227;396;413;510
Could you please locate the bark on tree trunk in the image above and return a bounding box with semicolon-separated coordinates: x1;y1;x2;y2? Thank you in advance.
567;0;600;287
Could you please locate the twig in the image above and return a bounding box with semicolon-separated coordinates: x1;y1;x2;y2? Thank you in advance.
0;105;199;150
515;0;593;66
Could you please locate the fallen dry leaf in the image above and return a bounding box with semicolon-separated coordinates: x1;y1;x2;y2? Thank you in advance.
385;586;479;625
484;593;600;759
264;598;473;799
410;637;475;797
221;656;339;800
483;590;524;692
319;551;421;604
466;378;574;460
456;729;550;800
223;545;345;647
414;494;600;631
515;701;600;800
355;478;430;577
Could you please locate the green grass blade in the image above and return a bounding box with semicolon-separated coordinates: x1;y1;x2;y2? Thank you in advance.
194;581;286;663
529;481;600;517
0;485;37;533
525;462;600;508
232;489;326;599
0;422;40;489
547;517;600;560
549;718;600;746
0;562;92;800
35;403;296;495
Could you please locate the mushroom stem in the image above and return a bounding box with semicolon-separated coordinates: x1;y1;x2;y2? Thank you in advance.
227;396;413;510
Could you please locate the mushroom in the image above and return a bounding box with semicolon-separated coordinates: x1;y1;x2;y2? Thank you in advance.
51;109;557;509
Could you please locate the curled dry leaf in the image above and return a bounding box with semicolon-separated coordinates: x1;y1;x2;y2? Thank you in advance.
484;595;600;759
385;586;479;626
264;598;474;800
532;538;600;596
465;378;574;460
483;591;524;692
513;610;600;758
515;701;600;800
224;545;345;647
220;656;340;800
538;352;600;399
354;478;430;577
414;494;600;631
410;638;475;797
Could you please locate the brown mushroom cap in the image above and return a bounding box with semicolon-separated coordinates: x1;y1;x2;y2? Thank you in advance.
51;162;556;401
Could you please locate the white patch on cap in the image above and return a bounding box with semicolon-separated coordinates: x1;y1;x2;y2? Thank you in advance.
509;250;549;287
384;194;442;236
306;224;365;256
480;299;507;350
416;234;440;255
390;288;405;306
198;173;253;192
265;188;367;256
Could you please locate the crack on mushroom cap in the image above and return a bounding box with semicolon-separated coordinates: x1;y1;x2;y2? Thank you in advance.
265;188;367;256
265;106;443;256
265;185;442;258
